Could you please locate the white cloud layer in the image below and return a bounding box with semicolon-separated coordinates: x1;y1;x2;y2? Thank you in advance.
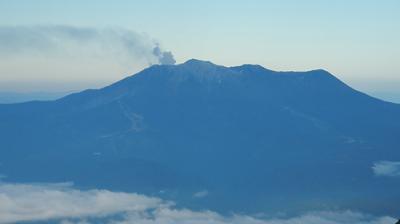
372;161;400;177
0;182;396;224
0;182;163;224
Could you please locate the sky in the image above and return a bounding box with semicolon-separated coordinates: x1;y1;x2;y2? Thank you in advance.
0;0;399;101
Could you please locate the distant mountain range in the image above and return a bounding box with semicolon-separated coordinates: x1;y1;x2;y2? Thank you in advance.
0;59;399;216
0;91;70;103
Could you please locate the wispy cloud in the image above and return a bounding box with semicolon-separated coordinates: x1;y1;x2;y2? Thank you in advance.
372;161;400;177
0;182;396;224
193;190;209;198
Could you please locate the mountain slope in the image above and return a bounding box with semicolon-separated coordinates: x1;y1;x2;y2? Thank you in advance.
0;59;399;215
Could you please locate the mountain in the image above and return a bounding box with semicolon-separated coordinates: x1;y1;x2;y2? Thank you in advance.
0;91;69;103
0;59;399;216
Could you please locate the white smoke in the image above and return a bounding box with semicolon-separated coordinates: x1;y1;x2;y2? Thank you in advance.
0;25;175;65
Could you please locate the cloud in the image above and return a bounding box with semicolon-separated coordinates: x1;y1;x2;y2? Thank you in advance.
372;161;400;177
0;25;175;66
0;182;396;224
0;182;163;223
114;210;396;224
193;190;209;198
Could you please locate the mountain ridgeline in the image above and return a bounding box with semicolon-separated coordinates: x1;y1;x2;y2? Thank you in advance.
0;59;399;215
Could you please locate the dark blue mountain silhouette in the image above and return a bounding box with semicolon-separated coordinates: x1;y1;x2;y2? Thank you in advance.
1;59;399;215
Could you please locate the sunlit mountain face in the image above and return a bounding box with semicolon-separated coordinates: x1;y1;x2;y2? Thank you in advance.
1;60;399;223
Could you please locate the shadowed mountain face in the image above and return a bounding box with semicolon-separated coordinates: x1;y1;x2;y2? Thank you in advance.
0;59;399;215
0;91;69;104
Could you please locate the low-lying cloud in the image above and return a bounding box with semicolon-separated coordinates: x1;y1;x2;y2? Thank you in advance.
0;182;396;224
372;161;400;177
0;182;163;223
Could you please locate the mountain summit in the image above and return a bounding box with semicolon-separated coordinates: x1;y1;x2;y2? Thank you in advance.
0;60;399;215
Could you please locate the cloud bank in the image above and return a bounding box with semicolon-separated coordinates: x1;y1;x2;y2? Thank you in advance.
0;182;163;223
0;182;396;224
372;161;400;177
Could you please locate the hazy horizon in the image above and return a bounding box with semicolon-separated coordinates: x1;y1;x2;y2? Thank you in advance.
1;60;400;104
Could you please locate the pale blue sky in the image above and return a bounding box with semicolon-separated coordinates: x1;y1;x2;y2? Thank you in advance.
0;0;399;101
